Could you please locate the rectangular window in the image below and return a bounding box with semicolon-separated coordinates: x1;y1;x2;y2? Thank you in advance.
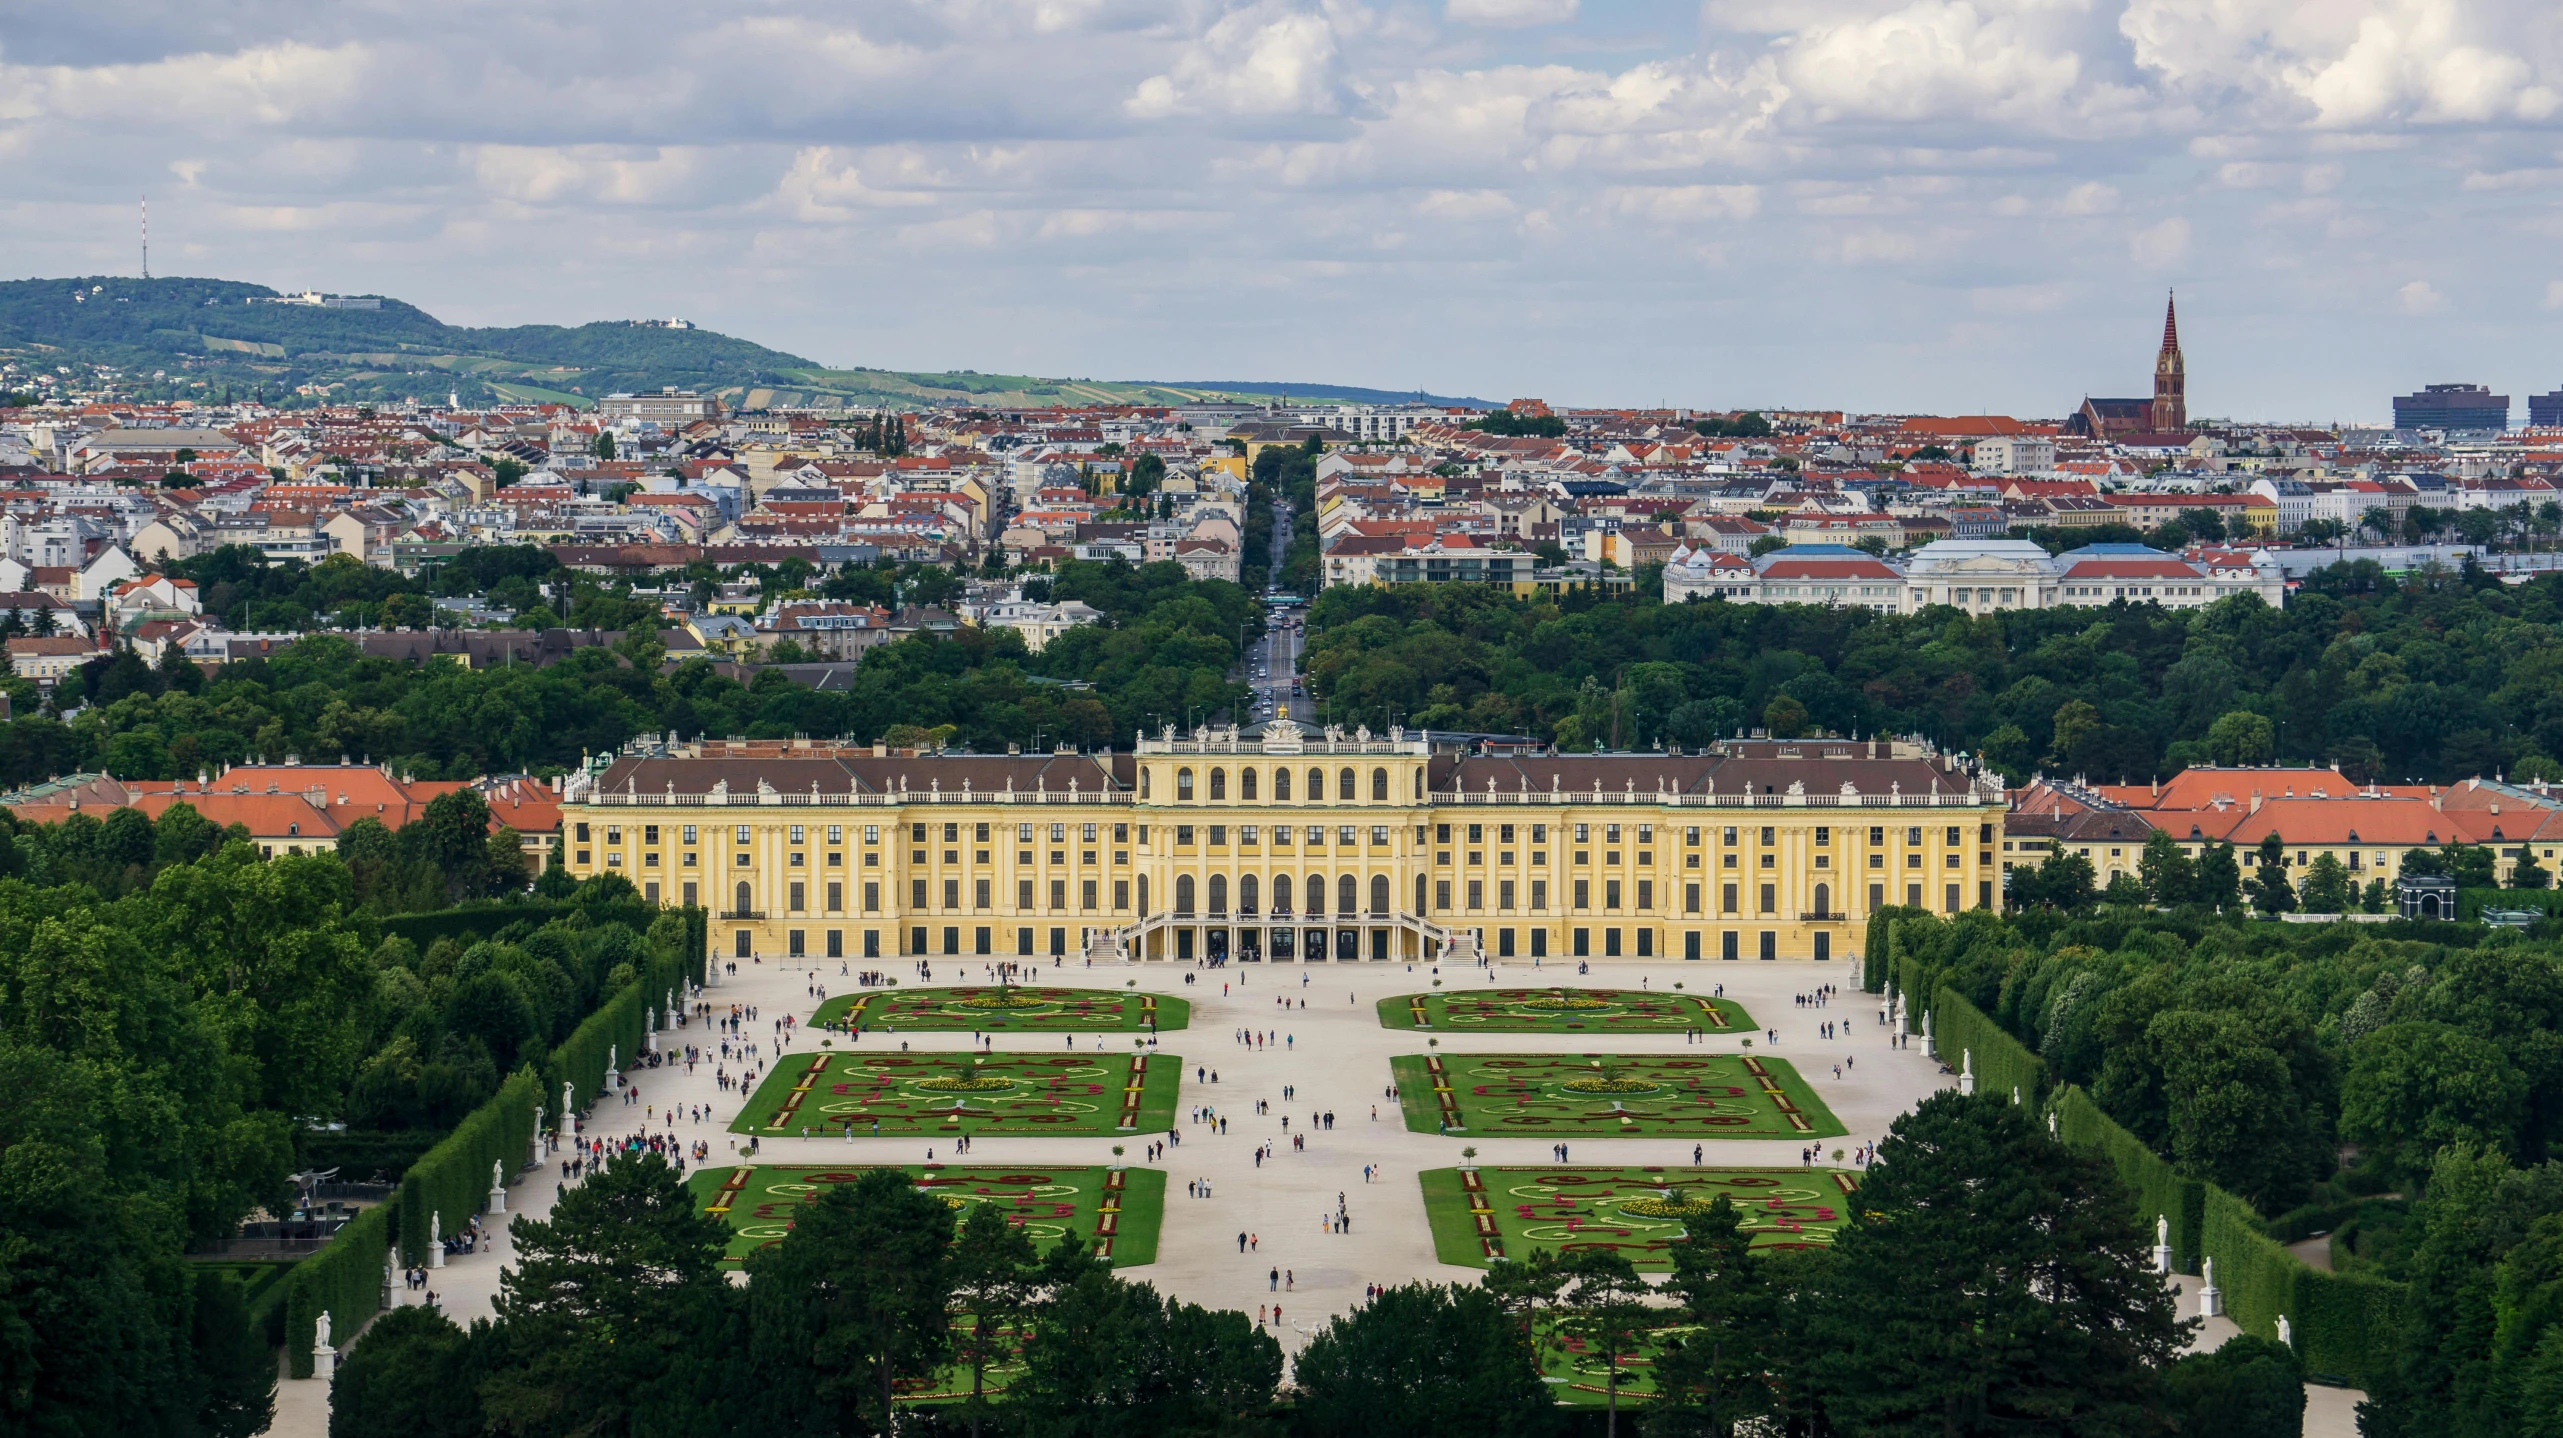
575;822;591;843
1051;879;1066;910
975;878;991;909
1723;827;1738;845
1082;879;1097;910
1636;879;1653;911
1113;880;1130;910
682;882;697;907
643;825;659;846
1573;879;1590;909
1051;927;1067;956
826;881;842;911
1722;882;1738;913
1499;880;1515;910
738;825;753;845
1532;825;1547;844
865;930;880;958
1684;882;1700;914
788;930;805;957
1467;879;1483;909
1435;880;1451;911
1436;824;1451;844
1758;883;1775;914
1573;927;1590;957
1604;928;1622;956
827;929;843;958
1760;826;1775;846
683;825;698;844
1907;882;1923;907
1868;883;1882;912
864;882;880;912
1637;928;1653;957
1177;825;1194;846
912;879;928;909
644;881;659;904
1499;928;1516;957
974;823;990;843
789;881;806;913
1575;823;1590;843
1500;824;1515;843
1531;880;1548;911
789;825;805;844
1722;931;1738;961
1605;824;1621;844
1604;879;1621;909
974;926;991;955
1018;879;1034;909
1946;882;1961;914
1531;929;1548;957
943;878;959;909
1017;927;1034;956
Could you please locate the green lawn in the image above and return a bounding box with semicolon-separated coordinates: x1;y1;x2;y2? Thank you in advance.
1378;987;1753;1034
689;1162;1166;1268
730;1049;1182;1138
1390;1052;1846;1139
1418;1164;1857;1268
813;985;1189;1033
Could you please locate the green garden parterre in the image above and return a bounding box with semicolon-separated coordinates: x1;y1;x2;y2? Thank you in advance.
730;1049;1182;1137
1391;1052;1846;1138
1379;986;1752;1033
688;1162;1166;1268
812;985;1190;1033
1419;1165;1856;1268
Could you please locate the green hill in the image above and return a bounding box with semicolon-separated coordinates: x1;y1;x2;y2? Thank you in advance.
0;276;1492;413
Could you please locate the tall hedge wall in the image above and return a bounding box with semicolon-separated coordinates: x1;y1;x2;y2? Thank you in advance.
280;1193;395;1380
2199;1186;2404;1387
399;1067;542;1265
1928;986;2045;1108
2051;1085;2204;1273
376;898;666;950
550;949;688;1119
1861;908;1924;993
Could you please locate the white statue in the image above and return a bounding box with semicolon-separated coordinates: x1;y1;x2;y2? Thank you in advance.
1921;1011;1935;1058
2199;1256;2220;1317
429;1211;445;1269
488;1159;507;1215
608;1043;618;1082
1958;1049;1975;1096
562;1081;575;1131
2047;1111;2059;1137
2153;1216;2172;1275
531;1105;546;1168
384;1253;397;1307
2276;1315;2292;1349
313;1310;334;1381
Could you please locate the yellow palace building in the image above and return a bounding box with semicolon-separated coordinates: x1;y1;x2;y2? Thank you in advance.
560;720;2004;967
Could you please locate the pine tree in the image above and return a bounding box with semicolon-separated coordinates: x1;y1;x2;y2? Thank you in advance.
2252;832;2296;914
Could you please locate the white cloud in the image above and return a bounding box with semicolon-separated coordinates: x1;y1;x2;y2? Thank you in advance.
1447;0;1578;27
2398;278;2444;313
1;0;2559;414
2130;215;2189;266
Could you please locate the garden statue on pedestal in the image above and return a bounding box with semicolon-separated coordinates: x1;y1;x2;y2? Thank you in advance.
488;1159;506;1215
313;1311;334;1382
2154;1216;2171;1274
2199;1256;2219;1316
1958;1049;1975;1096
429;1211;444;1269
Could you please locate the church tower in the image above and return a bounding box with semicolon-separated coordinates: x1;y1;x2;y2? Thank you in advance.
2151;291;2186;432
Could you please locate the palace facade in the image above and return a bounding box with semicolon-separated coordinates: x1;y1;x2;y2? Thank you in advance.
558;722;2006;967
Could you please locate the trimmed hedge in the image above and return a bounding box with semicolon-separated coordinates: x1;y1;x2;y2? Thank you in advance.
2458;886;2563;920
2199;1187;2404;1387
2051;1085;2203;1273
1928;986;2044;1108
377;898;665;950
399;1067;542;1265
1862;907;1926;993
282;1195;396;1379
550;949;689;1119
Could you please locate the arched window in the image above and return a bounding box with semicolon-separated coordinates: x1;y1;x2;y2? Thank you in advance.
1814;882;1830;917
1338;874;1358;915
1271;876;1291;914
1415;874;1428;915
1307;874;1326;916
1274;768;1292;801
1209;768;1226;800
1371;874;1390;915
1175;875;1196;915
1308;768;1324;801
1372;767;1389;800
736;880;752;915
1137;875;1150;915
1140;769;1151;799
1415;770;1425;800
1340;768;1357;802
1208;875;1227;913
1241;768;1258;801
1176;768;1194;801
1240;874;1259;914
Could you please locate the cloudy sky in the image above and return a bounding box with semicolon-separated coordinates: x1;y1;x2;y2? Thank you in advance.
5;0;2560;419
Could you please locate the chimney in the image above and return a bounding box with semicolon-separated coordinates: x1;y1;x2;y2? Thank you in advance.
2248;791;2261;815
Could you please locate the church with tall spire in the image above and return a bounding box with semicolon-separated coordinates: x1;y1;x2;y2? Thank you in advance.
2151;292;2184;432
2068;291;2194;441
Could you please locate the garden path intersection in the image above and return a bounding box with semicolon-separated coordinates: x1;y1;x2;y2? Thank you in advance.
264;957;2008;1435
